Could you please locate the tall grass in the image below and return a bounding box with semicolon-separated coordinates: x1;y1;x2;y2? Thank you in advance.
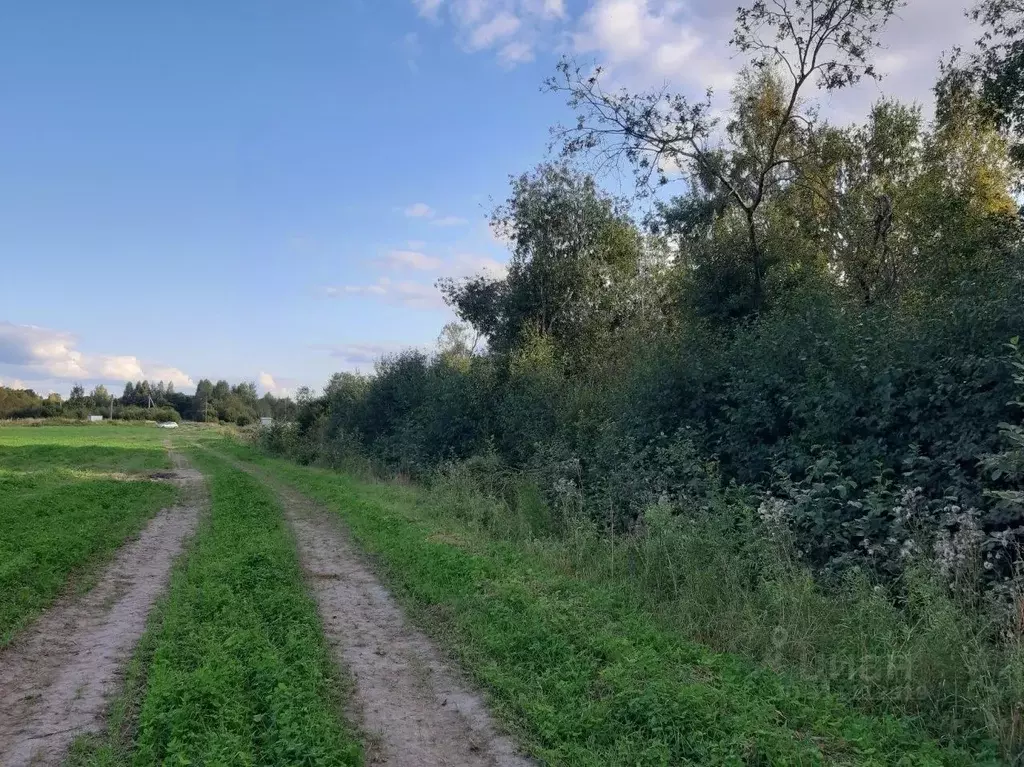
428;460;1024;761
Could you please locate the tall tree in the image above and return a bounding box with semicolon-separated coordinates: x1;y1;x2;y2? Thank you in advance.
549;0;903;311
91;384;111;405
954;0;1024;166
440;163;643;364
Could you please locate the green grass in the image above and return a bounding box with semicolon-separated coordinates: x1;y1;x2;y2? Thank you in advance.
0;424;175;645
71;447;362;766
219;441;993;766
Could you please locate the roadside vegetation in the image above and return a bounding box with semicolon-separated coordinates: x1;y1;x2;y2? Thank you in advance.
254;0;1024;762
69;447;362;766
225;442;995;764
0;424;174;645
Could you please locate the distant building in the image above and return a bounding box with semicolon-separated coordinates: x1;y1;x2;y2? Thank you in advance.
157;422;179;429
87;415;104;422
260;417;273;427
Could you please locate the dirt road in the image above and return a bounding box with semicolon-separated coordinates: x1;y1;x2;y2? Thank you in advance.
232;458;533;767
0;453;205;767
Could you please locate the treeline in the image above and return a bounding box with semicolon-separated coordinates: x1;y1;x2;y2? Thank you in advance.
0;378;296;425
270;0;1024;587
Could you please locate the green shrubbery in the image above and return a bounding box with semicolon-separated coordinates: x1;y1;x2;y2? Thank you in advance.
256;0;1024;756
256;316;1024;756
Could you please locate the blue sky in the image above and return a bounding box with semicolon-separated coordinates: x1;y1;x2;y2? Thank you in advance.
0;0;976;396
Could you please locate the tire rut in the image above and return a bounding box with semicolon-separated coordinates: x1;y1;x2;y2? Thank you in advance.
0;452;206;767
228;455;533;767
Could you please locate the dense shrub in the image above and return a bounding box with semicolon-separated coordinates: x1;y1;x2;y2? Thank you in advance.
116;405;181;423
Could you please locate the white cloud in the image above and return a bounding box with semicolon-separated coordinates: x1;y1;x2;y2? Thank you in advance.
98;355;145;381
317;343;402;369
571;0;733;93
416;0;977;120
0;321;194;390
323;248;506;315
414;0;444;19
431;215;469;227
499;40;535;66
544;0;565;18
325;278;447;310
469;11;522;49
380;249;444;270
404;202;436;218
0;377;27;390
402;203;470;227
450;252;508;278
143;365;194;389
258;371;294;397
415;0;562;67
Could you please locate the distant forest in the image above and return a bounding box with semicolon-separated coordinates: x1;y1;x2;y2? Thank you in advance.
0;379;296;425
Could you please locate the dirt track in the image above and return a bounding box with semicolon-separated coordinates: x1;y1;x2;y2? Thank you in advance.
233;458;533;767
0;453;204;767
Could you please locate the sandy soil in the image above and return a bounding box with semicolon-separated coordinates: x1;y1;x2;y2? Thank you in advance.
0;452;205;767
241;461;534;767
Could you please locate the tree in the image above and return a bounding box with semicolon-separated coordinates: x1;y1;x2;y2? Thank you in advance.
549;0;903;311
136;380;152;407
436;322;477;368
953;0;1024;167
440;163;643;364
91;384;111;405
232;381;258;403
195;379;213;400
122;381;136;404
69;384;85;403
212;380;231;400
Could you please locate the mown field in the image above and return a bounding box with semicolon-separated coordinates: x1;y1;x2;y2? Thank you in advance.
0;424;175;645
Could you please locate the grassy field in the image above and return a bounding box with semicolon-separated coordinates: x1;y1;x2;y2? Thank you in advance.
218;441;996;766
1;423;1007;764
0;423;175;645
69;446;362;766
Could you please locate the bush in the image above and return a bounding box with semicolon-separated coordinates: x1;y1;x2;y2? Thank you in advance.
116;406;180;423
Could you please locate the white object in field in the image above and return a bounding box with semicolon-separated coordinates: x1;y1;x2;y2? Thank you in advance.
157;422;179;429
87;415;104;422
260;417;273;427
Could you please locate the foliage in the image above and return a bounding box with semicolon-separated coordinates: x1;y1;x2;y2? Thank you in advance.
950;0;1024;166
1;377;296;426
227;444;996;764
440;163;652;365
257;1;1024;759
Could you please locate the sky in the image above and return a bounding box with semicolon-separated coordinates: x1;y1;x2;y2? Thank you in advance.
0;0;982;397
